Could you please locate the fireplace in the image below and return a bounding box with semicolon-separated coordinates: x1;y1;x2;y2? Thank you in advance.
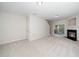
67;30;77;41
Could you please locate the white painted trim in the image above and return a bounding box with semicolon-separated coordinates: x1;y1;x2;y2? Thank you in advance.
0;37;27;45
29;35;50;41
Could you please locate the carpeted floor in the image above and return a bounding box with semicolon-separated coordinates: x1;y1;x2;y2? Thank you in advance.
0;36;79;57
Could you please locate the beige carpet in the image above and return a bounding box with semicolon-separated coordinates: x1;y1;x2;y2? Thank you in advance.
0;36;79;57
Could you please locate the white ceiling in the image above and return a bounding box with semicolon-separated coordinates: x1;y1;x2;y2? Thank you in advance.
0;2;79;20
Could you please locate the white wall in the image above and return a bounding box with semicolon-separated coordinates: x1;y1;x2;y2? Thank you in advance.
0;12;27;44
29;15;50;41
76;15;79;40
47;21;53;35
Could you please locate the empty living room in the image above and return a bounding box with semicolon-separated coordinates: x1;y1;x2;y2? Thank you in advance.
0;0;79;58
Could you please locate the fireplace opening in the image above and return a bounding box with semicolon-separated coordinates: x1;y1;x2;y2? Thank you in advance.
67;30;77;41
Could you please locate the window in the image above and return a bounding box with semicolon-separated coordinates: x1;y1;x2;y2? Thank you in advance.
54;24;65;34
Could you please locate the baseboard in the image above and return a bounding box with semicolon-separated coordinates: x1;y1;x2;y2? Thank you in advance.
29;34;50;41
0;37;27;45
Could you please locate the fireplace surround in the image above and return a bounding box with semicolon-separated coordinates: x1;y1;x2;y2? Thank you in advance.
67;30;77;41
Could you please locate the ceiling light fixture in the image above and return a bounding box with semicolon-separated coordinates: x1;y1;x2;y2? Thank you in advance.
36;2;43;6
